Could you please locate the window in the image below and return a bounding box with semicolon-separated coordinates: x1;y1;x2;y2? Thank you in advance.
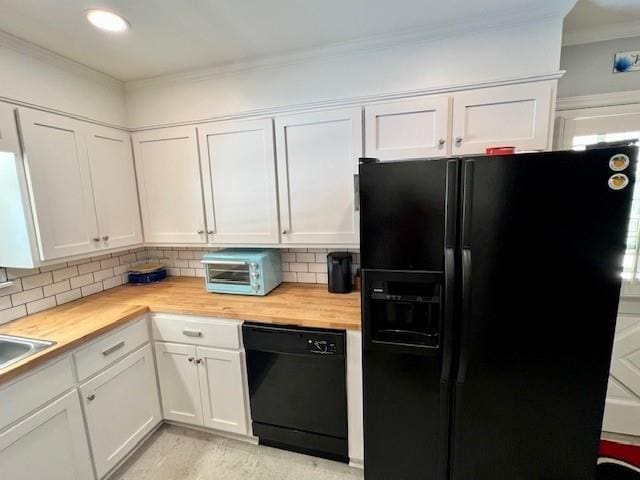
571;131;640;282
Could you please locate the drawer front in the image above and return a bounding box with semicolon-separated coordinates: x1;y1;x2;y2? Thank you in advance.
152;314;241;350
74;317;149;381
0;357;74;431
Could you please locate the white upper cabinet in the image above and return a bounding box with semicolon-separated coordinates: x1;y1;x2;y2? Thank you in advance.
198;119;279;245
275;108;362;245
451;82;553;155
133;126;207;244
365;96;450;160
86;126;143;250
18;108;100;260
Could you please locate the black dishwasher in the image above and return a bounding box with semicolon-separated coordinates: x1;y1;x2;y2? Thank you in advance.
242;323;348;462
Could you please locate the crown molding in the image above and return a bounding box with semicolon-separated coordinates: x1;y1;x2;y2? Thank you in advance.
126;2;572;91
129;71;564;131
562;21;640;47
0;30;123;89
0;96;128;130
556;90;640;110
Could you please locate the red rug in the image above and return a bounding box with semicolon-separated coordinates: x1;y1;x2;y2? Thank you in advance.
600;440;640;467
597;440;640;479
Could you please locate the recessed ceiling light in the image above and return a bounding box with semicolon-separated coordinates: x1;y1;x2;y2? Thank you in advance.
86;9;130;33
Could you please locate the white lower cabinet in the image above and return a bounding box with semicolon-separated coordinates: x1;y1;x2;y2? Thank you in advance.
0;391;94;480
155;342;203;425
81;344;161;479
198;347;248;435
155;341;250;436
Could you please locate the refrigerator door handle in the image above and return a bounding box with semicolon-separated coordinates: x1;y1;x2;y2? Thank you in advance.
457;248;472;384
445;160;459;248
462;161;474;248
441;248;455;383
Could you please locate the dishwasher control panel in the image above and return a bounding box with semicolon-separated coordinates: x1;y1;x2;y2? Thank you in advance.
308;339;338;354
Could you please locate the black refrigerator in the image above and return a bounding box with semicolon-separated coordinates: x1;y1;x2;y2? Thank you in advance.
359;145;638;480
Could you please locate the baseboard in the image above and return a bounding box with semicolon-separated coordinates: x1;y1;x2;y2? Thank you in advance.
164;420;259;445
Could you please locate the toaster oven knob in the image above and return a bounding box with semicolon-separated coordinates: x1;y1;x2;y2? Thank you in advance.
250;262;258;270
251;272;260;279
252;283;260;292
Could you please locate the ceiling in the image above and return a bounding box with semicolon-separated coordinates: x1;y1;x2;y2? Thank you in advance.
564;0;640;40
0;0;571;82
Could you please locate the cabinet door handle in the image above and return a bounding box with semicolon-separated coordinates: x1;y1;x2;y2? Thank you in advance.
196;358;202;364
282;229;288;235
92;237;100;242
354;174;360;212
438;139;446;146
182;329;202;338
197;229;204;234
102;341;125;356
455;137;464;145
102;235;109;241
188;357;194;363
207;230;214;235
87;393;96;402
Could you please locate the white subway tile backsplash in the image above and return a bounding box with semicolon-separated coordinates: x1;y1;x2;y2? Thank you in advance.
21;272;53;290
0;305;26;325
297;272;317;283
56;288;82;305
93;268;114;282
316;273;329;284
11;288;43;306
78;261;101;275
282;252;296;262
296;253;315;263
0;279;23;296
43;280;71;297
114;264;130;276
53;266;79;282
67;257;91;266
0;296;11;310
282;271;297;282
308;263;327;273
0;247;359;324
6;267;39;280
100;258;119;269
102;276;123;290
70;273;94;290
81;282;103;297
26;296;56;315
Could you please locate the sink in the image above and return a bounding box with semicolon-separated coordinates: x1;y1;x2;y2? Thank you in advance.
0;334;55;370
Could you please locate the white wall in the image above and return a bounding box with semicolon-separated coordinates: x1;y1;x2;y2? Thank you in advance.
0;34;127;127
558;36;640;98
125;18;564;129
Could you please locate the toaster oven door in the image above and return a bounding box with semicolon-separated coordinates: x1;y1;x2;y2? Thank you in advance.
204;261;251;285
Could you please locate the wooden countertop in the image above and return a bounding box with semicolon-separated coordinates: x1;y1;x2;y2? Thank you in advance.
0;278;361;385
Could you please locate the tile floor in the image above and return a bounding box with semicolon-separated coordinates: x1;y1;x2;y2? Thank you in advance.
111;424;364;480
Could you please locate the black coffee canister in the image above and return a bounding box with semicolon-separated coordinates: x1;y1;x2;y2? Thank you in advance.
327;252;353;294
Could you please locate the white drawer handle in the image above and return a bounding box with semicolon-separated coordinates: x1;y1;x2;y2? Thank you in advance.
182;329;203;338
102;341;125;356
